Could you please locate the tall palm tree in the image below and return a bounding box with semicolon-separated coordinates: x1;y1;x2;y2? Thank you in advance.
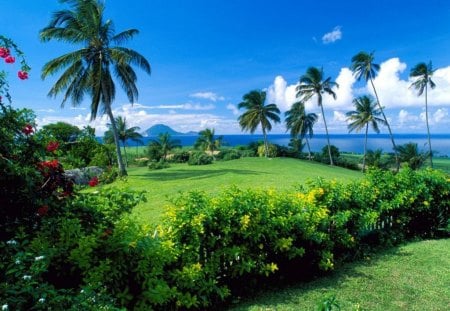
149;132;181;162
296;67;338;165
285;101;318;160
346;95;386;172
409;61;436;168
104;116;143;166
194;128;223;157
40;0;151;176
238;90;280;157
350;51;399;170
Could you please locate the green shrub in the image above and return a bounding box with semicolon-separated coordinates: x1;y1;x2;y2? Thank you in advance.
188;152;213;165
257;143;278;157
216;148;242;161
170;150;191;163
148;159;171;170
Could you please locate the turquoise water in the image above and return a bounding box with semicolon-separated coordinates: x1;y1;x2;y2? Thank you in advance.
136;133;450;157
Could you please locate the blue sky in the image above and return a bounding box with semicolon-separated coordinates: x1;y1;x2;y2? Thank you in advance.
2;0;450;135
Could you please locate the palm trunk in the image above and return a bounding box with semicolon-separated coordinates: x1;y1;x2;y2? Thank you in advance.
262;126;269;158
369;77;399;171
425;85;433;168
105;106;127;176
122;142;128;167
319;97;333;166
306;137;312;160
362;123;368;172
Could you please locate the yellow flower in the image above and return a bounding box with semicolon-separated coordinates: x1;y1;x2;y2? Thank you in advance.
240;214;251;230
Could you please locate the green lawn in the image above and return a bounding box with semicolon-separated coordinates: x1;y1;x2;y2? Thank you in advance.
229;239;450;311
108;157;362;223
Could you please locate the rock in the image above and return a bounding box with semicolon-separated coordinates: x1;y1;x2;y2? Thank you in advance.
64;166;104;185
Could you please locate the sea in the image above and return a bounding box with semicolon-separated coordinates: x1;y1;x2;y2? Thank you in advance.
133;133;450;157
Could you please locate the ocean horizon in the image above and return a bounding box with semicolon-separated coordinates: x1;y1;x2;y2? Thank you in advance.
124;133;450;157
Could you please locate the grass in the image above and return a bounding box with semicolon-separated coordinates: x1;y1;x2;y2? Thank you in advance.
228;239;450;311
107;157;362;223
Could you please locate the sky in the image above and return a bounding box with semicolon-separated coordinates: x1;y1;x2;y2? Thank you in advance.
2;0;450;136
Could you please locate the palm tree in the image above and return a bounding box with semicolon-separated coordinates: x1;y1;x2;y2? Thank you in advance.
296;67;338;165
409;61;436;168
346;95;386;172
238;90;280;158
395;142;428;170
148;133;181;162
194;128;223;157
40;0;151;176
104;116;143;166
350;51;399;170
285;101;318;160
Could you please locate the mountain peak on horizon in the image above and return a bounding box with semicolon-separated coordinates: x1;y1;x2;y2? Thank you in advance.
143;124;197;136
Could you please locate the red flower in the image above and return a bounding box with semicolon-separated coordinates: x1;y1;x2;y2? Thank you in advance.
0;47;9;58
4;55;15;64
18;71;28;80
40;159;60;169
88;176;99;187
46;141;59;153
22;124;34;135
37;205;49;216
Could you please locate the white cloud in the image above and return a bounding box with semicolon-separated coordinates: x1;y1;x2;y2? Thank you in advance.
433;108;448;123
121;102;215;111
226;103;240;116
266;75;298;112
189;92;224;102
333;111;347;123
322;26;342;44
398;109;419;126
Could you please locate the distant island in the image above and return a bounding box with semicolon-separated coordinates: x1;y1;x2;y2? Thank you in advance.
143;124;198;136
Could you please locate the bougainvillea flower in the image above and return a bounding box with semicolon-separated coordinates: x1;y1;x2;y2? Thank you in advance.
46;141;59;153
37;205;49;216
22;124;34;135
4;55;15;63
0;47;9;58
18;71;28;80
88;176;99;187
40;159;60;169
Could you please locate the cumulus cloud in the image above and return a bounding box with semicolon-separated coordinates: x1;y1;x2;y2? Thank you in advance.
189;92;224;102
266;75;298;111
121;102;215;111
226;103;240;116
322;26;342;44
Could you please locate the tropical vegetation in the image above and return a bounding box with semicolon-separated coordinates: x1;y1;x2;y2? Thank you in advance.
40;0;151;176
346;95;386;171
238;90;280;158
194;128;223;156
296;67;338;165
410;61;436;168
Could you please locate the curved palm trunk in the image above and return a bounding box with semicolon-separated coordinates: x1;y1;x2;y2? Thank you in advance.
105;106;127;176
362;123;368;172
425;85;433;168
262;126;269;158
305;137;312;160
319;97;333;166
369;77;399;171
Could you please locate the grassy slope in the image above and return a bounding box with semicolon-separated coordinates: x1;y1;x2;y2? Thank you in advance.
229;239;450;311
109;157;362;223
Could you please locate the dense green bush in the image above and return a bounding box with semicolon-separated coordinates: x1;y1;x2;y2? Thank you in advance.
148;159;171;170
170;150;191;163
257;143;278;157
215;148;242;161
188;152;213;165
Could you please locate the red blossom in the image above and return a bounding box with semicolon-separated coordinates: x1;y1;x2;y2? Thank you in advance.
37;205;49;216
4;55;15;64
46;141;59;153
40;159;60;169
18;70;28;80
0;47;9;58
88;176;99;187
22;124;34;135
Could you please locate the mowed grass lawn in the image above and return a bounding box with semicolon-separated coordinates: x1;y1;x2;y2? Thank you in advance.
229;239;450;311
108;157;362;223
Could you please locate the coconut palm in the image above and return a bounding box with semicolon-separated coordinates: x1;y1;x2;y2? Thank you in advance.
350;51;399;170
194;128;223;157
296;67;338;165
238;90;280;158
410;61;436;168
395;142;429;170
285;101;318;160
40;0;151;176
148;132;181;162
346;95;386;172
104;116;143;166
